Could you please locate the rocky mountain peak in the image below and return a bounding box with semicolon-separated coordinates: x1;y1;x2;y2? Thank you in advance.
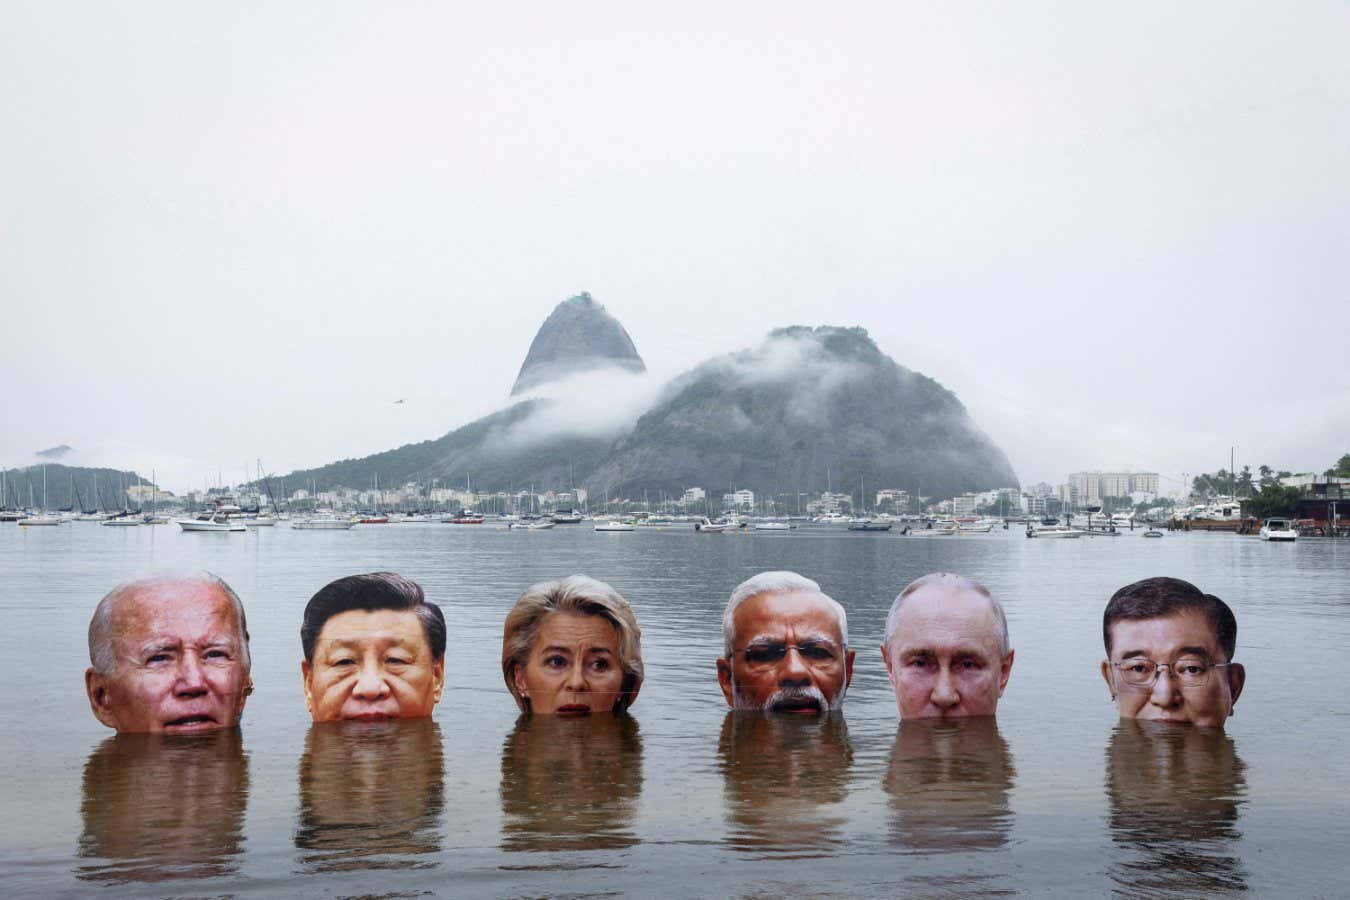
510;292;646;396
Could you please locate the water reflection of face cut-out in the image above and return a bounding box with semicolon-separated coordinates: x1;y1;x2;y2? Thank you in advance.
499;714;644;852
77;730;249;884
295;718;445;871
1104;719;1248;895
717;712;853;857
883;717;1016;854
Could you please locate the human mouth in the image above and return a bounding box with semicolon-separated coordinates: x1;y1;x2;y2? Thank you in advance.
345;711;395;722
555;704;592;716
164;714;218;731
771;696;823;714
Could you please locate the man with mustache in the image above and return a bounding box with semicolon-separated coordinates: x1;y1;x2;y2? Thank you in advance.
717;571;854;715
881;573;1014;720
85;572;253;733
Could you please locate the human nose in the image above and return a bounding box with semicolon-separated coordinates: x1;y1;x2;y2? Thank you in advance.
1149;666;1180;706
930;664;960;708
565;658;590;693
174;653;208;695
352;658;390;700
778;646;811;684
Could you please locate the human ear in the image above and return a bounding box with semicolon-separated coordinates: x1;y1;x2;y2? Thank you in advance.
716;658;735;708
301;660;315;716
430;657;445;704
1226;662;1246;711
844;649;856;689
1099;659;1116;701
998;649;1014;696
512;664;529;699
85;667;119;730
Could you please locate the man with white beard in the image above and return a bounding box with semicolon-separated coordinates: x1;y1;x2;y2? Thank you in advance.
716;572;855;714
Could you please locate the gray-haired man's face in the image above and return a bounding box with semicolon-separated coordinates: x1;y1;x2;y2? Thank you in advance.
717;591;855;714
86;583;251;733
881;588;1013;720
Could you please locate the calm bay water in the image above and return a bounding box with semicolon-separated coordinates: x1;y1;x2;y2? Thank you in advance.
2;522;1347;897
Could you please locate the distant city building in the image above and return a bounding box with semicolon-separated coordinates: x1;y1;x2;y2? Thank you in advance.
875;489;909;509
1056;483;1078;506
1068;472;1160;503
1023;493;1047;515
1027;482;1055;498
682;487;706;505
952;493;981;517
722;489;754;510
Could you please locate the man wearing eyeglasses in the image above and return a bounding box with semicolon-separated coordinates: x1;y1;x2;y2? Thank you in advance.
716;571;855;714
881;573;1014;719
1100;577;1246;728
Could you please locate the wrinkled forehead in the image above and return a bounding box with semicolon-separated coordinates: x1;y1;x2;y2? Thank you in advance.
735;590;843;641
314;607;429;649
111;582;240;644
889;587;1000;650
1106;610;1223;659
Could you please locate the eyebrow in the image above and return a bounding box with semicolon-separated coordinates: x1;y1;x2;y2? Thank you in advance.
1119;646;1212;660
900;644;987;658
744;633;837;646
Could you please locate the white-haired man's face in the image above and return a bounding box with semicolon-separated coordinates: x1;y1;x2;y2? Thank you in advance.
881;588;1013;720
85;582;252;733
717;591;855;714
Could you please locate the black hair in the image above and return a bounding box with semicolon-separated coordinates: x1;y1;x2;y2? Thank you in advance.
1102;576;1237;662
301;572;446;662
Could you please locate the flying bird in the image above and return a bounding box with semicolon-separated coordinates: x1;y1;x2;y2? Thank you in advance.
394;399;405;405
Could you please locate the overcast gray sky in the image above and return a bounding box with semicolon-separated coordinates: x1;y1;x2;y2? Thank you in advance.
4;2;1347;495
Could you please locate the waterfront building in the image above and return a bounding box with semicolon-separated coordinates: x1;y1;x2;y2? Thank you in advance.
681;487;706;504
722;489;754;510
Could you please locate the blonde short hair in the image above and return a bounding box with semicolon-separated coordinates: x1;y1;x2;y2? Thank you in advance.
501;575;643;714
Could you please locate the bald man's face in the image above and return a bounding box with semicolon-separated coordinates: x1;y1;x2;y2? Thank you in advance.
86;583;252;733
881;588;1013;720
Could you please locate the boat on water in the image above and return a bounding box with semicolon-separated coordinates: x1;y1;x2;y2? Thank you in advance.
847;518;892;532
521;519;555;530
551;509;585;524
1026;523;1084;539
18;514;63;526
356;515;389;525
290;514;354;530
243;515;277;527
444;511;485;524
1142;529;1164;538
594;520;635;532
754;520;792;531
1258;517;1298;542
178;514;247;533
694;517;729;533
814;513;851;525
100;514;141;527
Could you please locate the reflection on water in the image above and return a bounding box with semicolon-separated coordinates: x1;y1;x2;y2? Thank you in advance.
295;719;444;872
1105;720;1248;896
718;712;853;858
883;717;1016;854
77;730;249;884
499;714;644;852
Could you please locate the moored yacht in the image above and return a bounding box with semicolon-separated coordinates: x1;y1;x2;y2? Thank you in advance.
1258;518;1298;542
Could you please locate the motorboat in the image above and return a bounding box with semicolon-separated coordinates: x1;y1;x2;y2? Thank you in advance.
754;520;792;531
594;520;635;532
847;518;892;532
244;515;278;527
694;517;729;533
1142;529;1164;538
521;519;555;530
815;513;851;525
178;514;247;532
957;520;994;533
141;514;169;525
444;511;485;524
17;514;62;526
1258;518;1298;542
290;514;354;530
355;515;389;525
551;509;585;524
100;515;142;527
1026;523;1084;539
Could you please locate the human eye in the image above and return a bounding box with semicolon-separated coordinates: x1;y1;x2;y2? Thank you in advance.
1176;659;1208;676
955;656;983;671
906;655;934;670
1122;661;1151;675
146;651;172;665
799;643;835;661
590;657;611;672
331;657;356;668
744;644;785;665
204;647;230;661
544;654;568;669
385;656;410;666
